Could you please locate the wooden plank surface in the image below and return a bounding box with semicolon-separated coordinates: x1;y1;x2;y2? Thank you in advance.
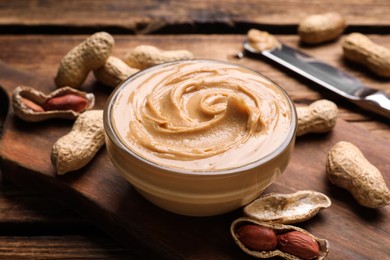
0;181;138;258
0;34;389;259
0;235;137;259
2;0;390;33
1;1;390;258
0;34;389;140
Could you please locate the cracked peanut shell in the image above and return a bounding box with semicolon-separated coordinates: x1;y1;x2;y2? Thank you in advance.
231;217;329;260
12;85;95;122
244;190;331;224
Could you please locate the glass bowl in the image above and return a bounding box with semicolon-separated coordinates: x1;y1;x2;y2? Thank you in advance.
104;59;297;216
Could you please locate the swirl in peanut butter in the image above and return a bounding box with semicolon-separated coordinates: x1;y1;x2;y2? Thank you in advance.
112;60;293;171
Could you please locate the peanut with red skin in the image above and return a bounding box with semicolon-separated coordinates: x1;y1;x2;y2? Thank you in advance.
231;218;329;259
43;94;88;112
236;224;277;251
12;86;95;122
21;97;44;112
277;231;320;260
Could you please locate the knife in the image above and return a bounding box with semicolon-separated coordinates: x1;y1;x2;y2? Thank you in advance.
243;41;390;120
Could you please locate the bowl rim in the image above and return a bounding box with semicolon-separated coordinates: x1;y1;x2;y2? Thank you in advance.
103;59;297;176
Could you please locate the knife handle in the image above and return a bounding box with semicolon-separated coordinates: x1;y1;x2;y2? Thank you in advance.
357;91;390;120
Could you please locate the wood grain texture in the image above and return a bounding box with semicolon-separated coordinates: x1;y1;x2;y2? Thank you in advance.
1;0;390;33
0;181;138;258
0;236;137;259
0;181;81;224
1;2;389;258
0;34;388;140
0;38;389;259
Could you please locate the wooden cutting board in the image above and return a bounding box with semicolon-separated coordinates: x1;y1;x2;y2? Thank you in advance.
0;60;389;259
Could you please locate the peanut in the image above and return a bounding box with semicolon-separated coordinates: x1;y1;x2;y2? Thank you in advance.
12;86;95;122
21;97;44;112
326;141;390;208
296;99;338;136
298;12;346;44
93;56;139;88
235;224;277;251
43;94;88;112
342;33;390;77
123;45;194;70
55;32;114;88
231;218;329;259
277;231;320;260
51;110;104;175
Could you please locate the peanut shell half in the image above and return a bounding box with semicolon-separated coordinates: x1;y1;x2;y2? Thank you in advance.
231;217;329;260
12;86;95;122
244;190;331;224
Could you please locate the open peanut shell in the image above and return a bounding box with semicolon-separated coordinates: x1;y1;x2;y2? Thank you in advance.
12;86;95;122
231;217;329;260
243;190;331;224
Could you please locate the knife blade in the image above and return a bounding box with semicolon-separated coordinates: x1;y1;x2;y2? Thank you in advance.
243;41;390;120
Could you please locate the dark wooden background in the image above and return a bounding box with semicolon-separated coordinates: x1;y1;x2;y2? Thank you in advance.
0;1;389;259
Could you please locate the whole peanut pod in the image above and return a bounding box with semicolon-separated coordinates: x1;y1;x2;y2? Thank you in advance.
93;56;139;88
298;12;346;44
55;32;114;88
51;110;104;175
342;33;390;77
123;45;194;70
296;99;338;136
326;141;390;208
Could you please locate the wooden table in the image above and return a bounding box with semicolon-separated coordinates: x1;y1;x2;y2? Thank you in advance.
0;1;389;259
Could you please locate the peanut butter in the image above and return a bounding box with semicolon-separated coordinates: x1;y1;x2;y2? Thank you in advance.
111;60;294;171
247;29;281;51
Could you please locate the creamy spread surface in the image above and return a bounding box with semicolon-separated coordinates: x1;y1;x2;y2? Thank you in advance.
111;60;293;171
247;29;281;51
